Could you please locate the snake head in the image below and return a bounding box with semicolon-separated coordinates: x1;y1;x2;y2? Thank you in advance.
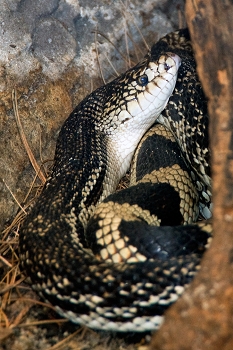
101;52;181;183
104;52;181;130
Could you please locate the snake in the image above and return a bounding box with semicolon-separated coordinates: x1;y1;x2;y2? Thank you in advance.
19;28;212;332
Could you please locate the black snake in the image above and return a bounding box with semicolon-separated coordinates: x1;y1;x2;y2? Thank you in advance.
19;28;212;332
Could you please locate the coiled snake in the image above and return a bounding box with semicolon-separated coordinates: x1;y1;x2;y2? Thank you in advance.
19;29;212;332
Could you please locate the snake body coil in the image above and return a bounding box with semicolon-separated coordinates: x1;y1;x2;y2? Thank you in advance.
19;29;211;332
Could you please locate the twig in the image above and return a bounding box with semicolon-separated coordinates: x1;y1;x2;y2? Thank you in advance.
12;89;46;184
2;179;26;214
94;27;106;84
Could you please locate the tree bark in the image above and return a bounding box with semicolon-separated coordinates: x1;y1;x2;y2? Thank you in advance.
151;1;233;349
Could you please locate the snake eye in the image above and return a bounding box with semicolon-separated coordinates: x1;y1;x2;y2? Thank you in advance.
137;74;149;86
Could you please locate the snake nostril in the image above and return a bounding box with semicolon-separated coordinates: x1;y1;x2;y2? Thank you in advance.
164;62;171;71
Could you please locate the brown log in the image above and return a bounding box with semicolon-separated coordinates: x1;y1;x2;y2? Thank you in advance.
150;1;233;349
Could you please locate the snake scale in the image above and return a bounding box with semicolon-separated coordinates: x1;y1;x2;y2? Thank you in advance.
19;28;212;332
